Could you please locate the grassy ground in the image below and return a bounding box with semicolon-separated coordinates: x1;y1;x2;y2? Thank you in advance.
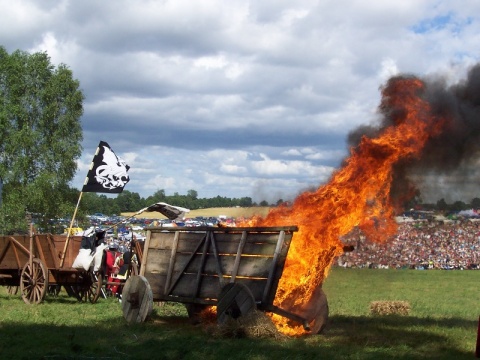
0;268;478;359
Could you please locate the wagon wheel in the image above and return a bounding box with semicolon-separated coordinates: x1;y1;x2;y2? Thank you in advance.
306;288;329;334
86;271;103;303
122;275;153;324
217;283;256;324
48;285;61;297
20;258;49;304
74;272;103;303
6;285;19;295
68;275;86;302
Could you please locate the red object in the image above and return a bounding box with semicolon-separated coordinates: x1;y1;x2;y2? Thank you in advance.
476;316;480;358
105;250;121;295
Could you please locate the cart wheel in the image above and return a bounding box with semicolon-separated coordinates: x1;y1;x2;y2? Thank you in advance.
20;258;49;304
63;285;77;298
48;285;61;297
122;275;153;324
307;288;329;334
87;272;103;303
217;283;256;324
74;271;103;303
6;285;19;295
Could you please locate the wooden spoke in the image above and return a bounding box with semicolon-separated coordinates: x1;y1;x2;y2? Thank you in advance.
6;286;19;295
20;258;48;304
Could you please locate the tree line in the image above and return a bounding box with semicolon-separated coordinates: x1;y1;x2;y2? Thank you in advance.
80;189;277;217
81;190;480;219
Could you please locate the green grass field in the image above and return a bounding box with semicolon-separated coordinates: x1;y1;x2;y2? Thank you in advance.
0;268;478;359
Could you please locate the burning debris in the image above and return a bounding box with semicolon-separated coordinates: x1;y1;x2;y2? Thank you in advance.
242;64;480;335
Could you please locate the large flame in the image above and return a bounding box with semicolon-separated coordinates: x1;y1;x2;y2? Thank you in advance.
242;77;446;335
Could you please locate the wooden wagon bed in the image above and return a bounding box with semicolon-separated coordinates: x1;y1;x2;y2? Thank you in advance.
122;226;314;329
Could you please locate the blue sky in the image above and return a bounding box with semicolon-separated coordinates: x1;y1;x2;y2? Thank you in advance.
1;0;479;203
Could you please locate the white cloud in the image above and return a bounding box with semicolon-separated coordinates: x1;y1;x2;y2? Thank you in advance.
219;164;248;175
282;149;302;156
3;0;480;202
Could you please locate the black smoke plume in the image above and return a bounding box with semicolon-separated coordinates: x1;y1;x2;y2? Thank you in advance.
347;64;480;205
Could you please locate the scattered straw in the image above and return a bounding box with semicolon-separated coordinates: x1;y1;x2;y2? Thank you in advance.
369;301;411;316
204;310;286;340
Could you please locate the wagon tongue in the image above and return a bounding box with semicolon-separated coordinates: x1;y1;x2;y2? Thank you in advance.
241;76;468;335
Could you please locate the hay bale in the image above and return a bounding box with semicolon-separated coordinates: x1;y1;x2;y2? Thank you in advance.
205;310;286;340
369;301;411;316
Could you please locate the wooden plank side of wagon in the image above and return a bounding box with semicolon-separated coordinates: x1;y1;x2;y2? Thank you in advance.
34;234;52;270
142;227;297;305
0;236;31;270
146;271;268;303
51;235;82;269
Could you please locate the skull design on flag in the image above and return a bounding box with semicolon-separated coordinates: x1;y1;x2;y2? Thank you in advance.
94;145;130;190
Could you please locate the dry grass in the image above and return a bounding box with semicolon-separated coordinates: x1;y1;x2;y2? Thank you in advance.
204;310;286;340
369;301;411;316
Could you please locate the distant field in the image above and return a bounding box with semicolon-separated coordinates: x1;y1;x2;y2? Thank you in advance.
122;206;272;219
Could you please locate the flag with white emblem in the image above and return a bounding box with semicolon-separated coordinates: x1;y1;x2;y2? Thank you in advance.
82;141;130;193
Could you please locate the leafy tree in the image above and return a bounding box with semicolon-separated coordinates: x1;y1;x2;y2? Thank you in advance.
436;198;448;212
145;189;166;205
471;197;480;210
239;197;253;207
187;189;198;200
116;190;144;212
0;47;84;233
451;200;467;212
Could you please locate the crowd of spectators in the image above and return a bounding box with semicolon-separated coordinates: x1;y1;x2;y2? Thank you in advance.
336;219;480;270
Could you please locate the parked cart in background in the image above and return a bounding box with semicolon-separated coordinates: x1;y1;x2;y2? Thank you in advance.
0;225;102;304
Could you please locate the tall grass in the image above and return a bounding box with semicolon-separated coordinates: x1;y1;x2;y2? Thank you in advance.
0;268;478;359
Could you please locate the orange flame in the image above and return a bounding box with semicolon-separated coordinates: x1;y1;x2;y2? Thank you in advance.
242;77;446;335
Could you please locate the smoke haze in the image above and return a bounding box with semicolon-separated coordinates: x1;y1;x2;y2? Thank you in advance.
347;64;480;204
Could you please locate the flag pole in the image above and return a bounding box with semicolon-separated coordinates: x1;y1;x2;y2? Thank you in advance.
60;191;83;268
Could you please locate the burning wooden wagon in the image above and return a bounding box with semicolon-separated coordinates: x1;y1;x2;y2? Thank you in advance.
0;227;102;304
122;225;325;331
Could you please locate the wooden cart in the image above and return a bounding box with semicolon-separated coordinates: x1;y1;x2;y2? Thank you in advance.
0;229;102;304
122;226;321;330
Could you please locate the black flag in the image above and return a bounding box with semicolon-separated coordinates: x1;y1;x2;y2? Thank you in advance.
82;141;130;193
